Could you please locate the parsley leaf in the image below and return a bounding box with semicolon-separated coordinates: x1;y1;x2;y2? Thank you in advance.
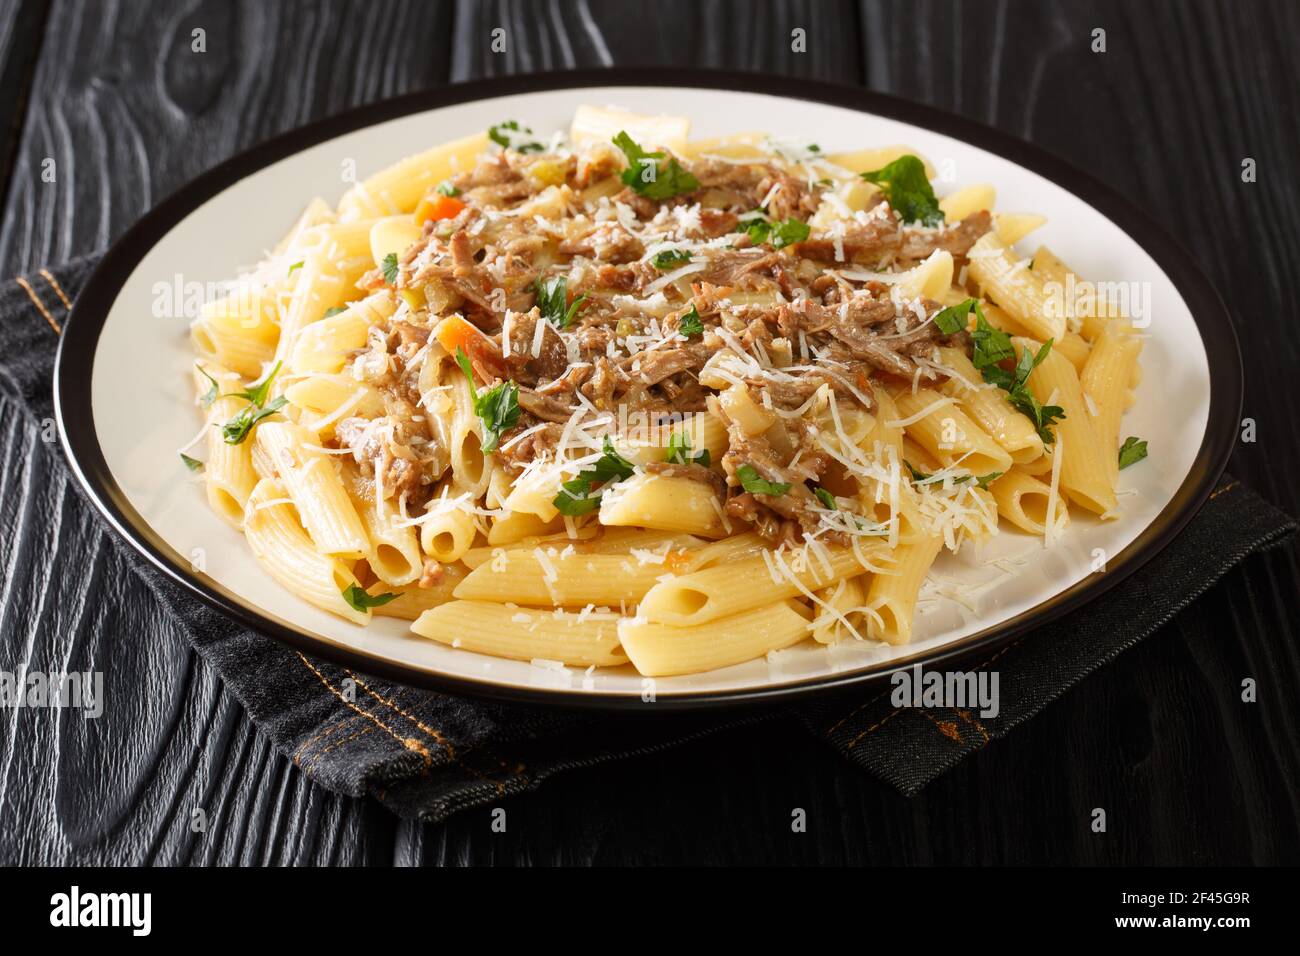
436;180;461;197
341;585;400;613
677;305;704;338
180;453;204;472
969;305;1016;369
533;275;586;329
288;260;303;274
768;218;810;249
666;432;709;467
488;120;545;153
381;252;399;286
744;216;810;249
1118;436;1148;469
736;464;791;497
196;365;221;407
552;438;636;515
220;396;287;445
651;249;693;270
860;155;943;226
933;298;978;335
813;486;837;509
974;472;1003;490
322;306;347;318
233;360;282;408
455;347;520;453
612;131;700;200
965;304;1064;444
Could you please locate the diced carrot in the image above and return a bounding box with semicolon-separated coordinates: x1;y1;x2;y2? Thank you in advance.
434;314;506;381
415;193;467;225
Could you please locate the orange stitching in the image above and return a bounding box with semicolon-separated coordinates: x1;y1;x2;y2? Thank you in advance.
294;653;431;765
38;268;72;310
844;706;905;750
15;277;61;334
349;673;457;759
1210;480;1239;500
295;713;360;761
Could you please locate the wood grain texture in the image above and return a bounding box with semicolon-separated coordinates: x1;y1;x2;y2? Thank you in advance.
0;0;1296;865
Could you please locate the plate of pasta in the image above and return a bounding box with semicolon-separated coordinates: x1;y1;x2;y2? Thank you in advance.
55;72;1239;705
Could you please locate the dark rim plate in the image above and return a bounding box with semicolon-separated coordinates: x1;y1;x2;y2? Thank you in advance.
54;68;1242;710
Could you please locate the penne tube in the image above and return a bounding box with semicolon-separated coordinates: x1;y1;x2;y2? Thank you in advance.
243;479;369;625
618;600;814;676
598;473;727;538
288;292;393;374
990;470;1070;536
453;549;679;607
419;503;480;564
191;320;275;379
256;421;370;556
892;388;1014;477
371;564;467;621
638;543;885;627
338;132;490;220
811;576;868;644
936;346;1044;463
195;364;259;526
994;212;1046;245
967;233;1065;342
412;601;627;666
1015;338;1116;516
864;533;943;645
939;183;995;223
1080;323;1142;487
488;510;566;546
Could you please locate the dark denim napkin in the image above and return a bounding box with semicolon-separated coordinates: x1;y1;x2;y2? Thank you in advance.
5;256;1294;819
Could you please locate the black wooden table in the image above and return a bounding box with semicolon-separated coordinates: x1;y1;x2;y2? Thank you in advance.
1;0;1297;866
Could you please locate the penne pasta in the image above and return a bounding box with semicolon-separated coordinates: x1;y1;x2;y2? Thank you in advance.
184;105;1144;678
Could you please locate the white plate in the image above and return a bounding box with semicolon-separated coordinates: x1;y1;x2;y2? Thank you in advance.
55;72;1240;707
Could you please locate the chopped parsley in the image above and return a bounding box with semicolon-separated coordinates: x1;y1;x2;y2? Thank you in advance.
666;432;709;467
553;438;636;516
964;303;1065;444
488;120;545;153
677;304;704;338
342;585;399;613
180;453;204;472
232;360;283;407
1118;436;1148;469
288;260;303;274
533;275;586;329
745;216;810;249
322;306;347;318
612;131;700;200
932;298;978;335
969;304;1017;368
455;347;519;454
435;180;461;197
860;155;943;226
220;396;287;445
736;464;791;497
813;486;837;509
381;252;399;286
196;364;221;407
651;248;693;270
215;362;288;445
